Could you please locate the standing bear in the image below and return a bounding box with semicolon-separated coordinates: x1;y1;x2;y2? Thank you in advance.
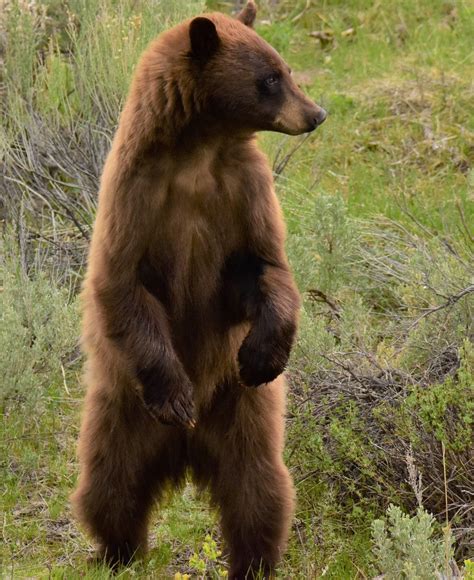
72;2;326;578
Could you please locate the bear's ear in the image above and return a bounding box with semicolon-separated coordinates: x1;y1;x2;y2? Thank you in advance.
237;1;257;27
189;17;220;61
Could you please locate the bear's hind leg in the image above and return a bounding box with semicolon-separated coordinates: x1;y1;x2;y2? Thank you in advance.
72;379;187;568
200;377;294;579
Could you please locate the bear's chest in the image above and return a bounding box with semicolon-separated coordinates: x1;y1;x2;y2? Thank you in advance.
145;152;248;311
159;154;245;253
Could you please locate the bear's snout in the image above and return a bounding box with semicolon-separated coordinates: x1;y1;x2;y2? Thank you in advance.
274;94;328;136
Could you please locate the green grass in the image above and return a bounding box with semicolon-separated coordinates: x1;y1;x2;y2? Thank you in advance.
258;0;473;231
1;0;473;578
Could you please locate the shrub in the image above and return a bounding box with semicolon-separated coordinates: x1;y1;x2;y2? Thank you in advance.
0;236;80;411
371;504;452;580
287;195;473;557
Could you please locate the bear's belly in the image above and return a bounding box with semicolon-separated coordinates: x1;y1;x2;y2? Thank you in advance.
138;246;242;328
138;242;249;386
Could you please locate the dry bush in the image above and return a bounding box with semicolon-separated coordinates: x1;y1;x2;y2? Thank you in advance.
1;113;109;282
1;0;205;278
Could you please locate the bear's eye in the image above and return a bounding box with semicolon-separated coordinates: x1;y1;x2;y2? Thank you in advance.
265;74;280;87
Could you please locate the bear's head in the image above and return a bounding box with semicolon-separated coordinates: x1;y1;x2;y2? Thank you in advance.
185;2;326;136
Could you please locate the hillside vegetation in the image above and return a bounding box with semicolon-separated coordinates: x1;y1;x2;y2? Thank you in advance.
1;0;473;577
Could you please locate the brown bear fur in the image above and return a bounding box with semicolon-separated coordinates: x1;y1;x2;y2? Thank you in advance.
71;2;326;577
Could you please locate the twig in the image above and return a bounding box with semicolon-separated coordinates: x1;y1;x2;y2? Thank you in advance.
318;353;368;389
273;134;310;177
405;284;474;334
307;288;341;318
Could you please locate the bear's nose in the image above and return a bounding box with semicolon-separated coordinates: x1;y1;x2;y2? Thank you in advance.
315;107;327;126
306;107;327;132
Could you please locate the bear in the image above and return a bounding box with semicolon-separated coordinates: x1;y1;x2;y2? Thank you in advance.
71;2;326;578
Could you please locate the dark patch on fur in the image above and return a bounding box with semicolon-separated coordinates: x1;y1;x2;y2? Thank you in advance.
221;251;265;324
137;254;169;305
221;253;296;386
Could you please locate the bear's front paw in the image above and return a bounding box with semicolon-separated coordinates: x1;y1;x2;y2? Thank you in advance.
139;369;196;428
238;331;291;387
145;387;196;429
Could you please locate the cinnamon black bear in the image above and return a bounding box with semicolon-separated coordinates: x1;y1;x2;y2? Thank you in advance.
72;2;326;577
